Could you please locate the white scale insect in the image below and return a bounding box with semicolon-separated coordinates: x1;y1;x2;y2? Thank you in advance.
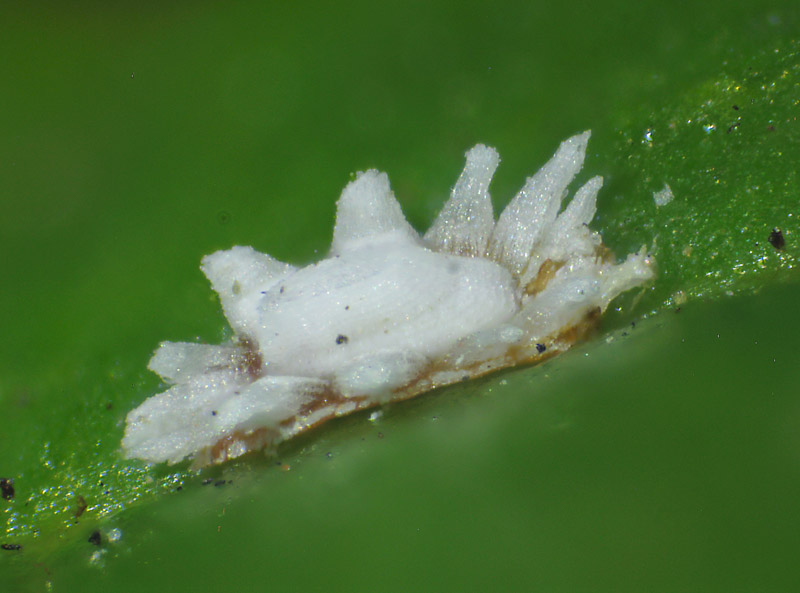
123;132;654;466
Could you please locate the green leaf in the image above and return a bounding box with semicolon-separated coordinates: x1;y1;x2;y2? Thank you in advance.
2;2;799;591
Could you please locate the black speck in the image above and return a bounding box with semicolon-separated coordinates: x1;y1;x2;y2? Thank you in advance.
732;104;739;110
201;478;213;486
88;530;102;546
621;331;629;337
176;486;183;491
535;343;546;353
1;544;22;551
675;307;682;313
344;305;350;310
769;228;785;250
213;480;227;487
279;286;285;294
211;410;217;416
1;478;14;500
335;334;349;345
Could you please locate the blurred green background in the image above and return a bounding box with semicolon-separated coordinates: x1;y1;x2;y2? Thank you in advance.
2;1;799;591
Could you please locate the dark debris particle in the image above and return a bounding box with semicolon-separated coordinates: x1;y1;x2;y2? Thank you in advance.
1;478;14;500
213;480;227;487
1;544;22;551
335;334;349;345
769;228;785;250
75;495;88;518
732;104;739;110
201;478;213;486
535;343;546;353
211;410;217;416
176;486;183;491
88;530;102;546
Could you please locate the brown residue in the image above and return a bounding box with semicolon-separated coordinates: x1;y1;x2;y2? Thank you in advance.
74;495;88;518
236;336;264;379
197;427;278;468
198;305;606;467
524;259;563;296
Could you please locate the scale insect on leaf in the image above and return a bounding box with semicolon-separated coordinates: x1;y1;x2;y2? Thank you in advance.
123;132;654;467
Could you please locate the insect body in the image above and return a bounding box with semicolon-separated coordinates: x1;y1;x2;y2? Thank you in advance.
123;132;653;466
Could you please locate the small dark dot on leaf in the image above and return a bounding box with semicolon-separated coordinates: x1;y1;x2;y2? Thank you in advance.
769;228;785;250
1;478;14;500
88;530;102;546
335;334;349;345
75;495;87;518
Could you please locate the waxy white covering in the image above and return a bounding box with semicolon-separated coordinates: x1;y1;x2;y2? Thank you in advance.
123;132;654;465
